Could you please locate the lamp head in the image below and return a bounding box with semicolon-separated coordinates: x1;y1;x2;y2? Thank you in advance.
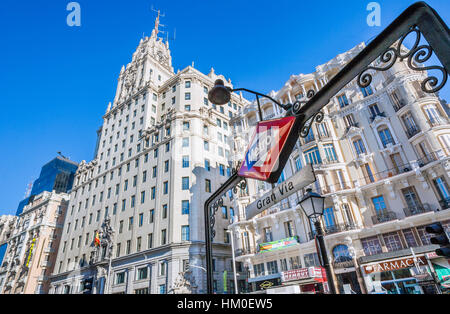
298;188;325;219
208;79;231;105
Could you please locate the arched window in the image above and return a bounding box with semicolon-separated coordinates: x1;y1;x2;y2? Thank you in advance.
332;244;353;263
377;126;395;148
352;137;366;156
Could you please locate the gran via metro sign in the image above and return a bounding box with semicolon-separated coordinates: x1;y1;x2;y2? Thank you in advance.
238;116;304;183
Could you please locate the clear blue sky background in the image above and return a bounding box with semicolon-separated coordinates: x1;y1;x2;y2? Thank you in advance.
0;0;449;215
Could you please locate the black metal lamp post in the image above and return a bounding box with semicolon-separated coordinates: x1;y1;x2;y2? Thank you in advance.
298;188;336;294
209;79;291;121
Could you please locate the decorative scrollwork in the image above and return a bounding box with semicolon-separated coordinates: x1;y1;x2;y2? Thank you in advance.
299;111;325;138
292;89;316;115
233;178;247;194
209;177;247;239
357;25;448;93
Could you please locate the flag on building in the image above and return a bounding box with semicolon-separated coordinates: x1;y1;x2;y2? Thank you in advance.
94;231;101;247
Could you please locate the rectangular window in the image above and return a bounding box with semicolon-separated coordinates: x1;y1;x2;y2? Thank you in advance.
383;232;403;252
182;200;190;215
139;213;144;227
337;94;349;107
182;177;190;190
181;225;190;241
137;267;148;280
136;237;142;252
205;179;211;193
149;209;154;223
267;261;278;275
222;206;228;219
161;229;167;245
182;156;190;168
361;236;382;256
148;233;153;249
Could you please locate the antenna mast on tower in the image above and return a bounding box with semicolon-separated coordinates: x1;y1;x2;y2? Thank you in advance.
150;5;176;43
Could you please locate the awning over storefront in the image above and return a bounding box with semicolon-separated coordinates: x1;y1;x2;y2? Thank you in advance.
247;273;281;283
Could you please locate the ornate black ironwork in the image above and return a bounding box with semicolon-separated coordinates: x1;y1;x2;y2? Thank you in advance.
209;176;247;240
290;89;325;138
358;25;448;93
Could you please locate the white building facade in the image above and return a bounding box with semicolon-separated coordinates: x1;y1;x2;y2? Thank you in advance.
0;192;69;294
49;19;250;294
229;43;450;294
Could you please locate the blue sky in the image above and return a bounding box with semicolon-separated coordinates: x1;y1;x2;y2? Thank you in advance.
0;0;449;215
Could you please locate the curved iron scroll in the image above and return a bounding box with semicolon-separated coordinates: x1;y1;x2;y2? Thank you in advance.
290;89;325;138
209;166;247;239
358;25;448;93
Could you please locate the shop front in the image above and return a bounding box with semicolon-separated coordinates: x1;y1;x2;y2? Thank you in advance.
280;267;329;294
426;252;450;294
361;255;439;294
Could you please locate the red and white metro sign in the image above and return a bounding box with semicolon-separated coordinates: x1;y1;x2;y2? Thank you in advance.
239;116;299;183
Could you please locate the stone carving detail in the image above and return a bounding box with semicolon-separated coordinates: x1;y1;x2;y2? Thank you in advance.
170;270;198;294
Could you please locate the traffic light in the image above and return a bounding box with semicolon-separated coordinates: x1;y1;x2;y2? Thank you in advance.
425;223;450;258
82;278;93;294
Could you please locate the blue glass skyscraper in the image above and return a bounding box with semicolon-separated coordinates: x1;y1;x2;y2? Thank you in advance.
16;157;78;215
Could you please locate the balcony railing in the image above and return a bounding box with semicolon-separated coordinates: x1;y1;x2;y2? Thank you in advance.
372;210;397;224
403;204;434;217
370;112;386;123
304;135;315;144
417;152;439;167
405;126;421;138
333;259;356;269
345;122;360;134
428;118;447;127
308;223;359;240
235;248;257;257
393;99;408;112
439;198;450;210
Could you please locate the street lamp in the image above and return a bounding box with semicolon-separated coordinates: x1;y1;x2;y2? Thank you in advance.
208;79;291;121
298;188;336;294
227;229;239;294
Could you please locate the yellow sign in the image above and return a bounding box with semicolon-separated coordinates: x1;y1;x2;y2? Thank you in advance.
25;238;36;268
259;281;274;290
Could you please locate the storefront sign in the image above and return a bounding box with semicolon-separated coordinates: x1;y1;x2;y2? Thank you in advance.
426;252;440;259
363;256;427;274
245;164;315;220
258;236;300;253
281;267;325;282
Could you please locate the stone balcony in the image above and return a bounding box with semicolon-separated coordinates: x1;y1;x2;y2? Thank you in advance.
405;126;421;139
392;99;408;112
439;198;450;210
308;223;360;240
403;204;434;217
371;210;397;225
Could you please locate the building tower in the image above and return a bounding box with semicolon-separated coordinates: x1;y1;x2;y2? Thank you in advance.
50;15;250;294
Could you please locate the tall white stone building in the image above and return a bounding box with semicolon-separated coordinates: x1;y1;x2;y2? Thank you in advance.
229;42;450;294
50;18;249;294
